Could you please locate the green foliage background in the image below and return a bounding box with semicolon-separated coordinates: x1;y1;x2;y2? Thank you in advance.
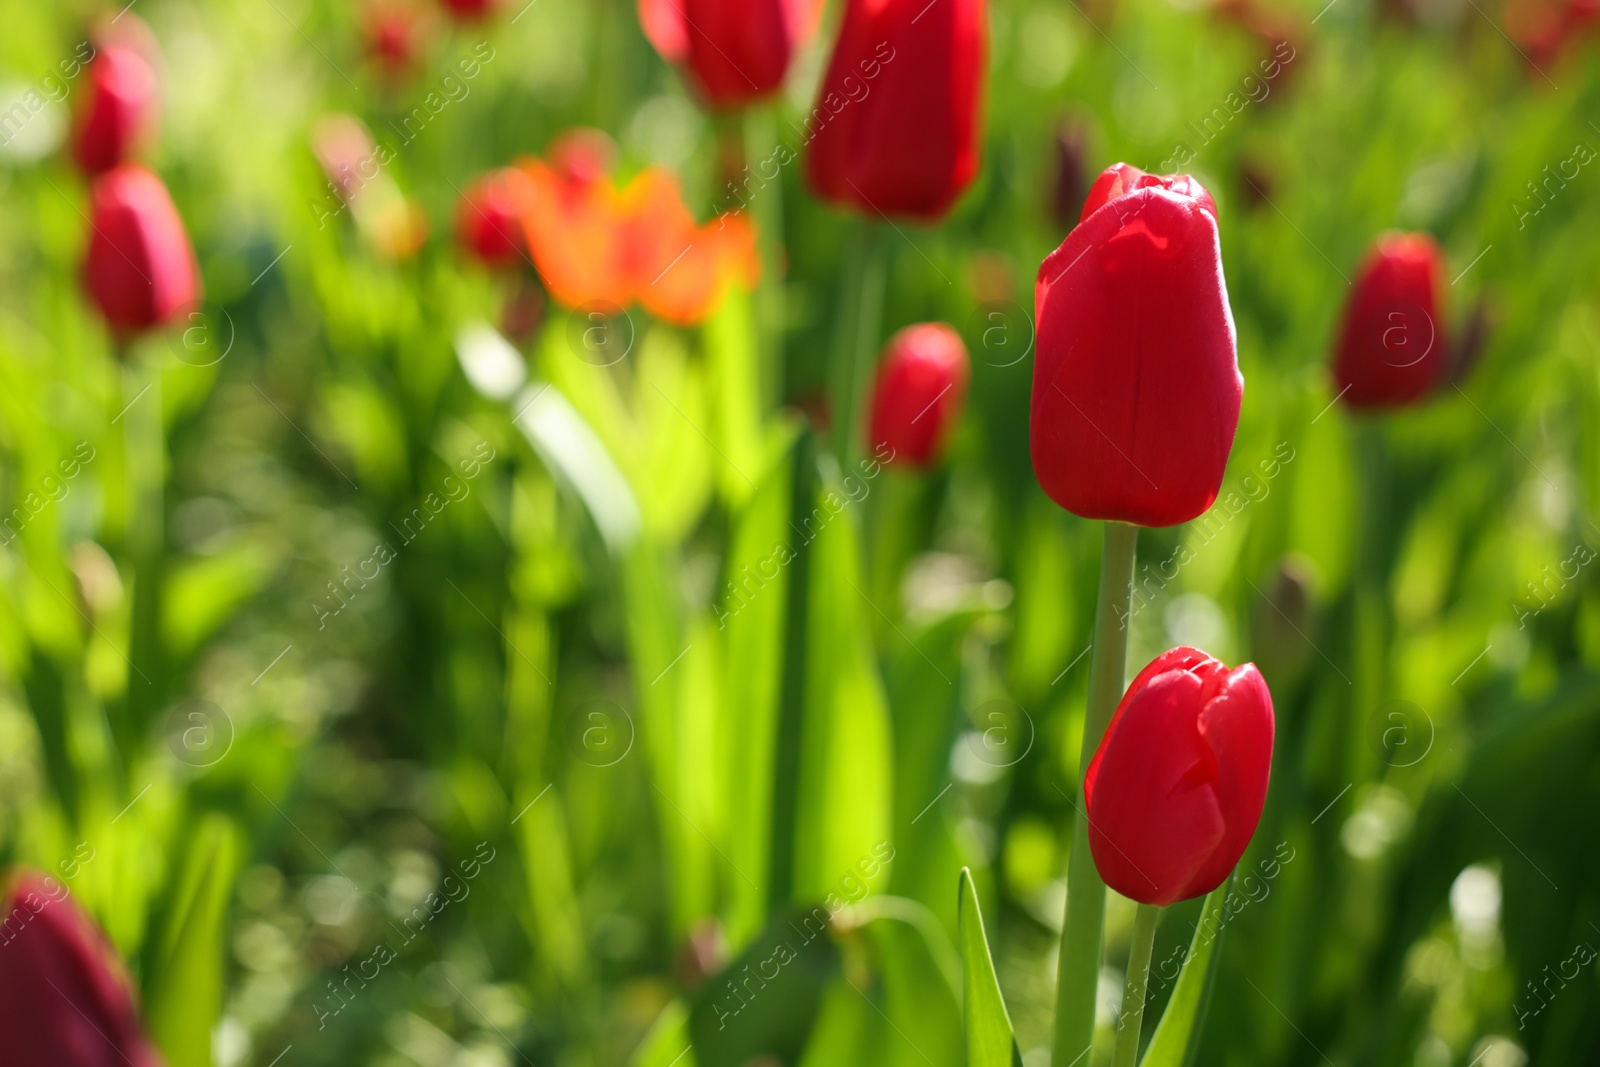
1;0;1598;1064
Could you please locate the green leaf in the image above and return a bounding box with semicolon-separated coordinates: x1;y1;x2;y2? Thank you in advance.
721;427;801;945
800;896;963;1067
513;379;641;554
144;813;240;1067
1139;883;1231;1067
790;457;893;905
632;999;697;1067
161;540;281;662
689;906;843;1067
958;868;1022;1067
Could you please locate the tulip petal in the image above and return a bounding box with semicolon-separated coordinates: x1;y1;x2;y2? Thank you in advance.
1085;669;1227;907
1031;186;1241;527
1181;663;1275;899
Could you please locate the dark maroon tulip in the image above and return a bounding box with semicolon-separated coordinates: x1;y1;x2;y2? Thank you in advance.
868;323;970;468
84;165;201;337
1049;120;1089;230
1332;232;1449;409
1031;163;1240;527
805;0;988;220
0;871;165;1067
1084;648;1274;907
72;45;158;175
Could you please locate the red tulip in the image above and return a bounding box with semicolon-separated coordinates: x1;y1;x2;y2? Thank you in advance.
805;0;988;220
1332;231;1449;410
456;167;536;269
72;44;159;175
639;0;820;108
1083;648;1274;907
867;323;969;468
84;165;201;336
1031;163;1240;527
0;871;165;1067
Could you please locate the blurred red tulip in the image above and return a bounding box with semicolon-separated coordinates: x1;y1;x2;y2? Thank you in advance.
1031;163;1240;527
72;45;158;175
547;127;618;189
639;0;823;108
457;167;536;269
83;164;201;337
1084;648;1274;907
1332;231;1449;410
867;323;969;469
0;871;164;1067
805;0;987;220
440;0;503;20
365;4;425;78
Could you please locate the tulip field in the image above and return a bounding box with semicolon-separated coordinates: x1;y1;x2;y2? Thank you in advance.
4;0;1600;1064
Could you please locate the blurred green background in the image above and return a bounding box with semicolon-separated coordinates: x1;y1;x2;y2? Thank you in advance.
2;0;1599;1065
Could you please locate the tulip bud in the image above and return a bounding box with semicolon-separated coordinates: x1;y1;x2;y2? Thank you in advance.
72;45;158;175
456;167;536;269
1030;163;1241;527
639;0;820;108
1083;647;1274;907
805;0;988;220
867;323;970;469
1332;232;1449;410
83;164;201;337
683;0;795;107
1250;557;1315;680
0;871;165;1066
1049;120;1089;230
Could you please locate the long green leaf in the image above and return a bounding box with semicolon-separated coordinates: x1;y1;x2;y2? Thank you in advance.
144;813;239;1067
1139;883;1231;1067
958;868;1022;1067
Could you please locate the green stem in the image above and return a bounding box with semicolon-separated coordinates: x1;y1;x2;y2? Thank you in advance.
746;103;786;416
1113;903;1162;1067
123;348;164;753
1052;521;1140;1067
827;222;885;470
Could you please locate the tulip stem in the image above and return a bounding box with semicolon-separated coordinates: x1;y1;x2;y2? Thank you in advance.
827;220;885;469
1113;903;1162;1067
1052;520;1139;1067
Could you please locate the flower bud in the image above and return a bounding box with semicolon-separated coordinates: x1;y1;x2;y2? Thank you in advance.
1332;231;1449;410
805;0;988;220
456;167;536;269
867;323;970;469
83;164;201;337
0;871;165;1066
1031;163;1241;527
72;45;158;175
1084;648;1275;907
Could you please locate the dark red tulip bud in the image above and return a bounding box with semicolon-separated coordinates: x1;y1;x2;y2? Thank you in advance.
1049;120;1089;230
456;168;536;269
868;323;970;469
84;164;201;337
0;871;165;1067
1031;163;1241;527
1084;647;1274;907
805;0;988;220
1332;232;1449;410
72;45;158;175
